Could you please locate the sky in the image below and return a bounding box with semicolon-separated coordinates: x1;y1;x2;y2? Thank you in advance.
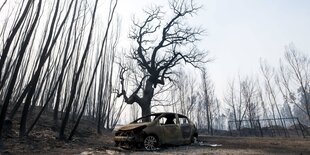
116;0;310;100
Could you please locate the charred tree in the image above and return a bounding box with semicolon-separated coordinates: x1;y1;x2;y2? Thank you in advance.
0;0;34;80
0;0;39;137
53;0;78;126
117;0;207;120
59;0;99;140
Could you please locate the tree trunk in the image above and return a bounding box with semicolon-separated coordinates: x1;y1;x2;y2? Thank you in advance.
59;0;98;140
0;0;34;79
139;78;154;121
0;0;41;138
140;102;151;118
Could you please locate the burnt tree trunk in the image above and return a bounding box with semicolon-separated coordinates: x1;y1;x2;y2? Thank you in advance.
54;0;77;126
59;0;98;140
0;0;41;138
117;0;206;122
0;0;33;80
139;78;154;119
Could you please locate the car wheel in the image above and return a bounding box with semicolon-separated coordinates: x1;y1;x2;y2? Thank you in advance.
143;135;158;151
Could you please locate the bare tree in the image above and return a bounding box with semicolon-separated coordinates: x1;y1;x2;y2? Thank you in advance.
276;62;295;120
172;69;200;120
240;78;260;128
225;77;249;130
59;0;99;140
224;79;238;130
260;60;287;133
116;0;207;120
175;70;190;116
0;0;34;80
53;0;79;126
0;0;8;13
225;76;259;131
0;0;40;138
201;68;213;133
277;45;310;124
69;0;118;137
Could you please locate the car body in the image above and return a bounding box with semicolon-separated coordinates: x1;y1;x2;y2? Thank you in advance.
114;112;198;150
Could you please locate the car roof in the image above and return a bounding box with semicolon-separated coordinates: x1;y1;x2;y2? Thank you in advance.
131;112;190;123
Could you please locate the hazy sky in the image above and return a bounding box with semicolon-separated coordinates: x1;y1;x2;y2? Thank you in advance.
117;0;310;98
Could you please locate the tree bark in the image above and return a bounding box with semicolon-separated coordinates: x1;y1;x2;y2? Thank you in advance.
54;0;77;125
0;0;34;80
139;78;154;120
59;0;98;140
0;0;40;138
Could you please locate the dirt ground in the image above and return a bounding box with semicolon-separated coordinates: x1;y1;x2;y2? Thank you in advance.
102;135;310;155
3;131;310;155
2;110;309;155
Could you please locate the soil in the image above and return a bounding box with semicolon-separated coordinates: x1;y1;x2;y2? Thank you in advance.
3;131;310;154
105;136;310;155
1;110;310;154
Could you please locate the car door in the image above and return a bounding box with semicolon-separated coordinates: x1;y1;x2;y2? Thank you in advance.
158;114;182;144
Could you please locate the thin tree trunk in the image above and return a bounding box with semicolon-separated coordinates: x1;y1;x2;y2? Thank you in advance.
0;0;40;138
0;0;34;79
59;0;98;140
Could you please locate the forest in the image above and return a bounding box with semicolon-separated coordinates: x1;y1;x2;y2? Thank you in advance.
0;0;309;154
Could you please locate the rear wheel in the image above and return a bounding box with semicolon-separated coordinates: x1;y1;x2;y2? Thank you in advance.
143;135;158;151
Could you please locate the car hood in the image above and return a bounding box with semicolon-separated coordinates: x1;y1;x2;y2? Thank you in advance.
118;122;150;131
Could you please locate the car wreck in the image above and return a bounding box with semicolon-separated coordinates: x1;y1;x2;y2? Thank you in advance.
114;112;198;150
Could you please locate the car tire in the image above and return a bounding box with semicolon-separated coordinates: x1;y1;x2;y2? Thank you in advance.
143;135;158;151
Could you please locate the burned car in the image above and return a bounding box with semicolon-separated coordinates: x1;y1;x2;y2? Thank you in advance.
114;112;198;150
